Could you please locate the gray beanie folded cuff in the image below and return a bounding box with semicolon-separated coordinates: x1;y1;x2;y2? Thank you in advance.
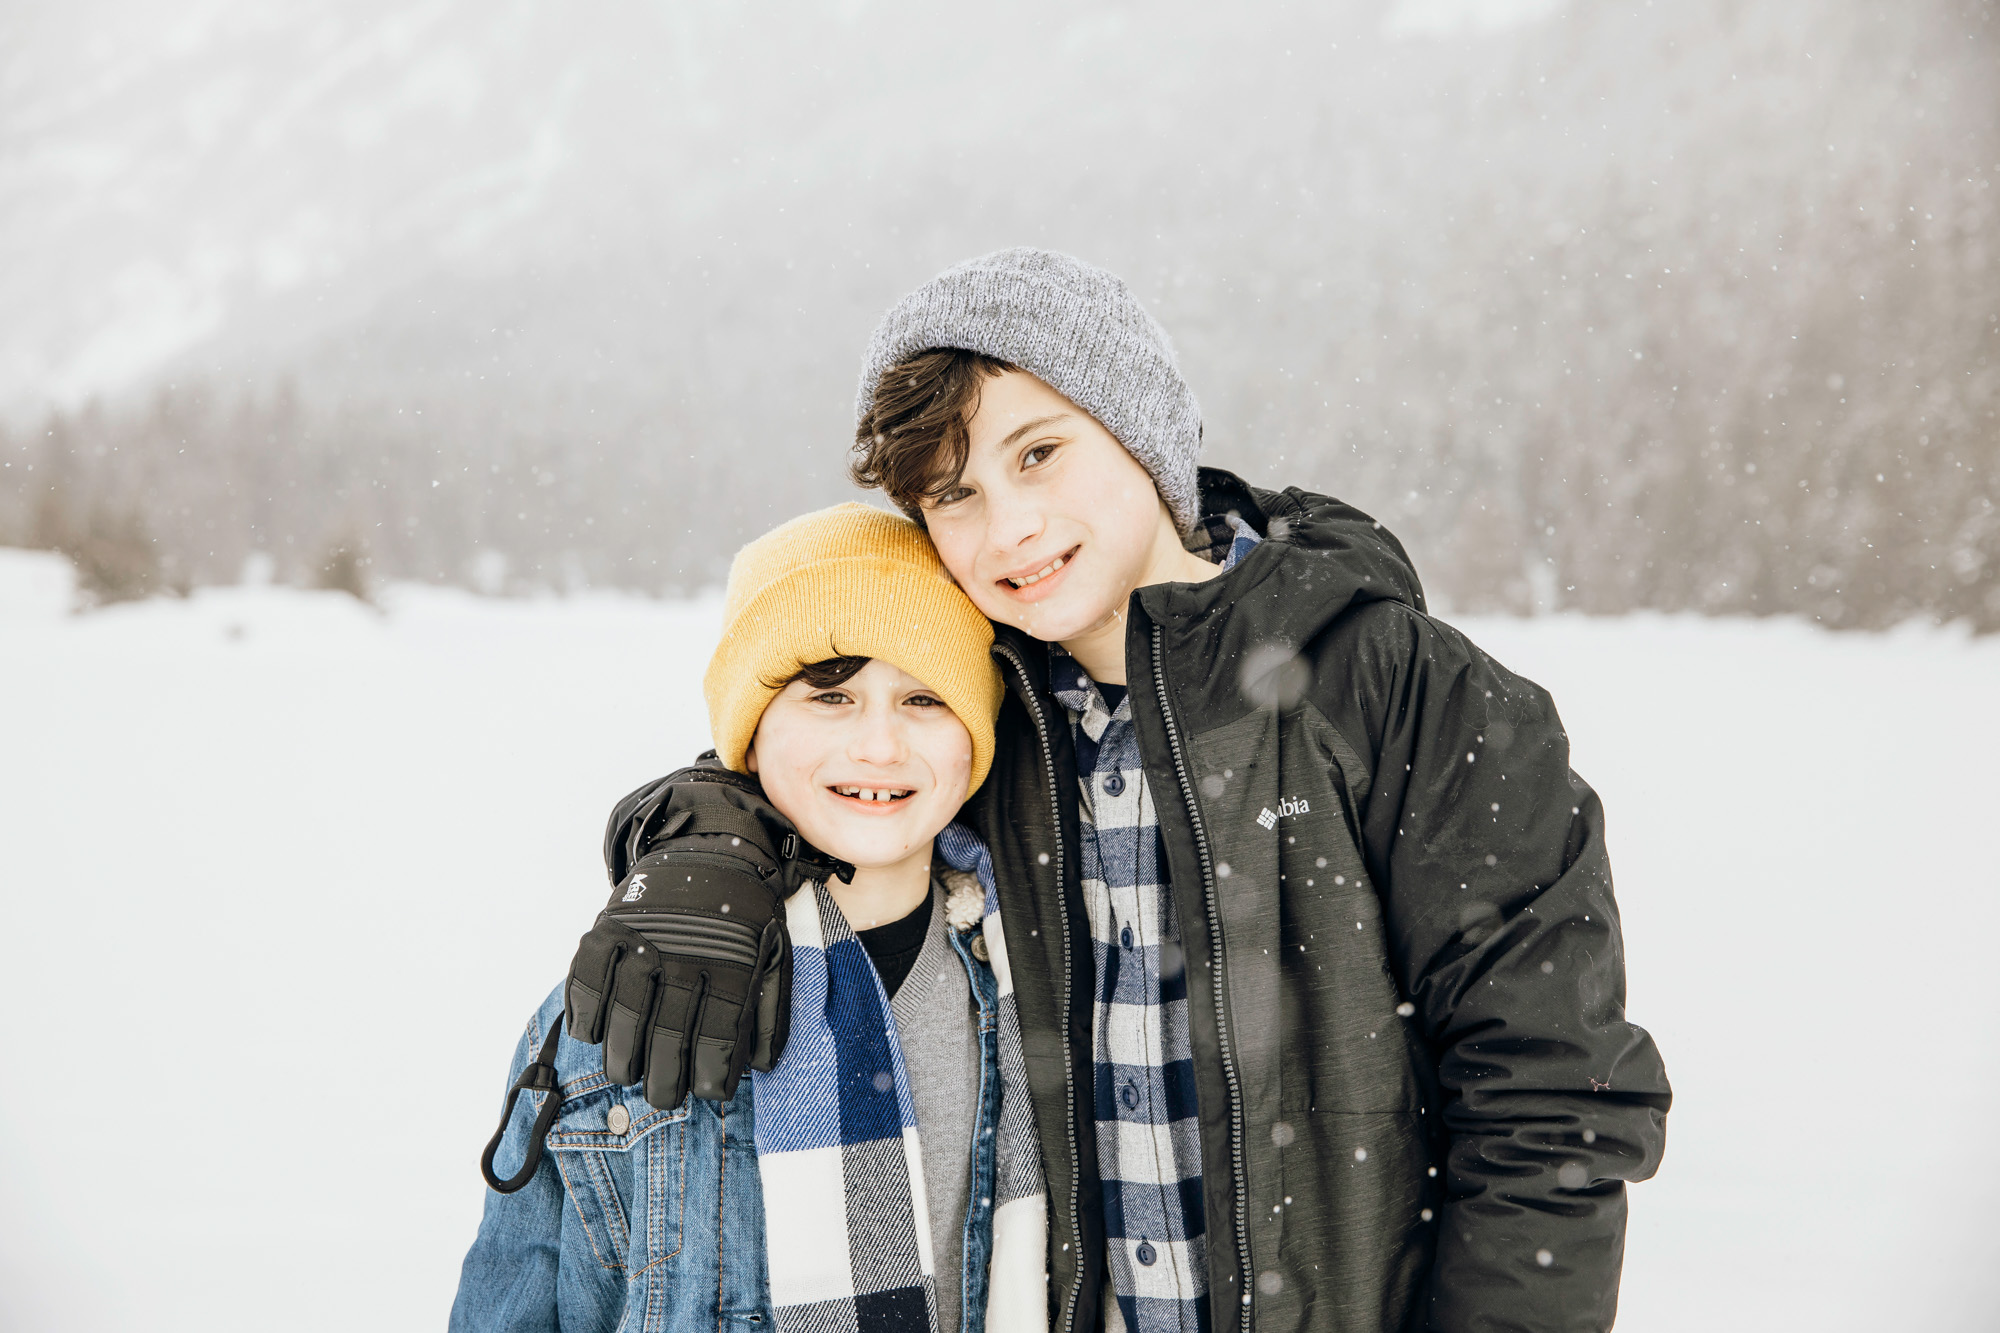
856;247;1204;536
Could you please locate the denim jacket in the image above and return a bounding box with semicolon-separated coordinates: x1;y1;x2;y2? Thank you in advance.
451;922;1004;1333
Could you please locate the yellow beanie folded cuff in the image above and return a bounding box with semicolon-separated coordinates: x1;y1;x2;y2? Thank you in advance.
703;503;1003;793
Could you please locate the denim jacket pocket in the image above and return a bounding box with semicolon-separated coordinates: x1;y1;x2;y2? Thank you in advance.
542;1073;689;1277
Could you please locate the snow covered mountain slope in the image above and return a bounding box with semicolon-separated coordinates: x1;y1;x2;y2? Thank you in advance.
9;2;1991;626
1;551;1994;1329
4;0;1329;409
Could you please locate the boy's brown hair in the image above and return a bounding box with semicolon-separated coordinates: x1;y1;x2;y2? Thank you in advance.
850;348;1016;517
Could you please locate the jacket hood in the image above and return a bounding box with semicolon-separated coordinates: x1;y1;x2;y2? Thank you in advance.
992;467;1426;686
1147;465;1423;622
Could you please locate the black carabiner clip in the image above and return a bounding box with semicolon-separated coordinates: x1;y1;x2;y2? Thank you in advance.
479;1019;567;1194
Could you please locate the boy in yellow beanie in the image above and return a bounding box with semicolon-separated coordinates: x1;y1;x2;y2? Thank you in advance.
458;504;1047;1333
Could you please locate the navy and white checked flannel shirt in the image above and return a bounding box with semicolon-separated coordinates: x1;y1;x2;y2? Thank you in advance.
1050;515;1261;1333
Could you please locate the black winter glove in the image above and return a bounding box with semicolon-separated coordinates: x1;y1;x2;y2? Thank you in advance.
563;758;851;1110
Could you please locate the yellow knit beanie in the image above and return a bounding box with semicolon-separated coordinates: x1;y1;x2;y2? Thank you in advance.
704;503;1004;791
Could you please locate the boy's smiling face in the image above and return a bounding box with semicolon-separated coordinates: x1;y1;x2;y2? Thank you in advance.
746;657;972;875
920;369;1189;648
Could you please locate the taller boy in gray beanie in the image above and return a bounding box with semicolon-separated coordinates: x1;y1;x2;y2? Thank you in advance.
841;247;1671;1333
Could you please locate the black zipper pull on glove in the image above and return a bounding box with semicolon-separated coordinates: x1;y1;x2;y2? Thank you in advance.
564;759;835;1111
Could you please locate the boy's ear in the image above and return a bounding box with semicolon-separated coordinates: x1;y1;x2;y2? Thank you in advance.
743;741;759;774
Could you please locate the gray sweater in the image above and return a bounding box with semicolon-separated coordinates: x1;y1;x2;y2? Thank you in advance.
888;880;981;1333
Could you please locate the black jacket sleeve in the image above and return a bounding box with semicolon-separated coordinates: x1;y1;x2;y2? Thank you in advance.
1328;600;1670;1332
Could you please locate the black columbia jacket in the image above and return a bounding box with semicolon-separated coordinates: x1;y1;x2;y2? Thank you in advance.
964;469;1671;1333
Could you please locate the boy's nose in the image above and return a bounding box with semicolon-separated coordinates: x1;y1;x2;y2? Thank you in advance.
846;715;909;765
982;486;1046;555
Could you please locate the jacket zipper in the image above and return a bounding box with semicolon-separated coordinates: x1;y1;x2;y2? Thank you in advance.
994;642;1087;1333
1150;624;1254;1326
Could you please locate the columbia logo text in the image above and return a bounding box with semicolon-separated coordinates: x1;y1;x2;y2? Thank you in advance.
1257;796;1311;830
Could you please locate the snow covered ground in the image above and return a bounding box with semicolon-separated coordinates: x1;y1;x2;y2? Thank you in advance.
2;549;1995;1331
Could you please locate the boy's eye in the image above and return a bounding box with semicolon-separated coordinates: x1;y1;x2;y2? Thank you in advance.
809;690;852;706
931;485;973;507
906;693;945;708
1022;441;1060;468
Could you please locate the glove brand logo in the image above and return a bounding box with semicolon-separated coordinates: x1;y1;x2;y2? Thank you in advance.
621;872;649;903
1257;796;1311;829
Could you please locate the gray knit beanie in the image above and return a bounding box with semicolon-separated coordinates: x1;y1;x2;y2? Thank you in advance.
856;247;1204;536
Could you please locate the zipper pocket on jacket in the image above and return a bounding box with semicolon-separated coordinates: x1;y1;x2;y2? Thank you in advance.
994;641;1086;1333
1150;624;1254;1327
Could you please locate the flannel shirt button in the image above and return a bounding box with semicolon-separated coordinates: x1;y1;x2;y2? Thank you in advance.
1121;1081;1140;1110
1103;771;1125;797
1121;924;1134;950
1136;1241;1158;1266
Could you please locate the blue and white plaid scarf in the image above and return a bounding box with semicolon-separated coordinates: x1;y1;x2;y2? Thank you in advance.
753;827;1046;1333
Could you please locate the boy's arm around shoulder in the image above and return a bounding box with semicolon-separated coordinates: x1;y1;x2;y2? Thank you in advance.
1310;599;1671;1333
450;988;568;1333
